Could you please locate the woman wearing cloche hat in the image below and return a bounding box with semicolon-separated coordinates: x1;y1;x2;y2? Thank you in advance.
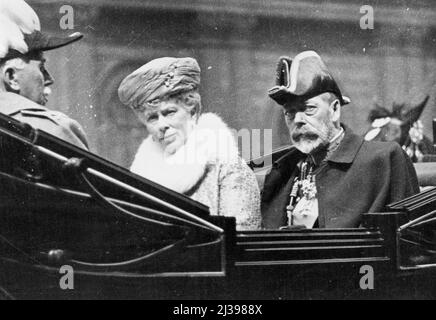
118;57;261;230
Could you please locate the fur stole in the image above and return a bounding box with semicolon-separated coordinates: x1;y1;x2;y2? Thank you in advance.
131;113;240;193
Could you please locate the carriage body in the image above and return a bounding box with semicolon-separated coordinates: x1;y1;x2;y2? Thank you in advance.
0;114;435;299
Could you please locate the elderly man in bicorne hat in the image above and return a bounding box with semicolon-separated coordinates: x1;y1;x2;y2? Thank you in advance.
262;51;420;229
0;0;88;149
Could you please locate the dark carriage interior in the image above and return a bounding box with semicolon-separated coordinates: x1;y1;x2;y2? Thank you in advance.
0;112;434;299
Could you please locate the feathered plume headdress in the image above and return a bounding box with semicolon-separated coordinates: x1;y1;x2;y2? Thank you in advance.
365;95;430;144
0;0;41;58
0;0;83;61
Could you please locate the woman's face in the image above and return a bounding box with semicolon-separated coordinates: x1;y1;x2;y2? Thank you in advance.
137;98;194;155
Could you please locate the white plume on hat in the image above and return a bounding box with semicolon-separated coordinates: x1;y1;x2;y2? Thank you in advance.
0;0;41;58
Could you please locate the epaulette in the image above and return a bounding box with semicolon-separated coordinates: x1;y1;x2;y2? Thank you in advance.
19;109;65;125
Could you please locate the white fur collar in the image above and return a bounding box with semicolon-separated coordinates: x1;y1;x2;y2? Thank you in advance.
131;113;239;193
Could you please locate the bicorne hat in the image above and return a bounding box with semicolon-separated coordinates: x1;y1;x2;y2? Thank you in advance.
268;51;350;106
365;95;430;143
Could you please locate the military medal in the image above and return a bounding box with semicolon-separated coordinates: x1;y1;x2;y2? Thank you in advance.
286;177;300;226
301;167;317;200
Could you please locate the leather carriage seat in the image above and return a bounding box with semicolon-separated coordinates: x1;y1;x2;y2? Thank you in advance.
414;162;436;188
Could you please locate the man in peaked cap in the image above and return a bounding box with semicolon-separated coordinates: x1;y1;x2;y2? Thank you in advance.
261;50;419;229
0;0;88;149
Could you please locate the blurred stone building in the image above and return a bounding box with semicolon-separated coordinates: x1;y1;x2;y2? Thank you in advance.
28;0;436;168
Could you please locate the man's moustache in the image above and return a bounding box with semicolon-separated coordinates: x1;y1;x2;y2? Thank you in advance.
292;131;319;141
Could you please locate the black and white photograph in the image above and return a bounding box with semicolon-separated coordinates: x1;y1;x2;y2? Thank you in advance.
0;0;435;302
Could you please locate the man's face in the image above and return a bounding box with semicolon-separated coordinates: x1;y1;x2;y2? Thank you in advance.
284;93;338;154
13;52;54;106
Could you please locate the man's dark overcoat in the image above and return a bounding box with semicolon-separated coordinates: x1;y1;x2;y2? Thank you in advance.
261;126;420;228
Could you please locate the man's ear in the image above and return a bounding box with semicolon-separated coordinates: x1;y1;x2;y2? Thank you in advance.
331;99;341;123
2;66;20;92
